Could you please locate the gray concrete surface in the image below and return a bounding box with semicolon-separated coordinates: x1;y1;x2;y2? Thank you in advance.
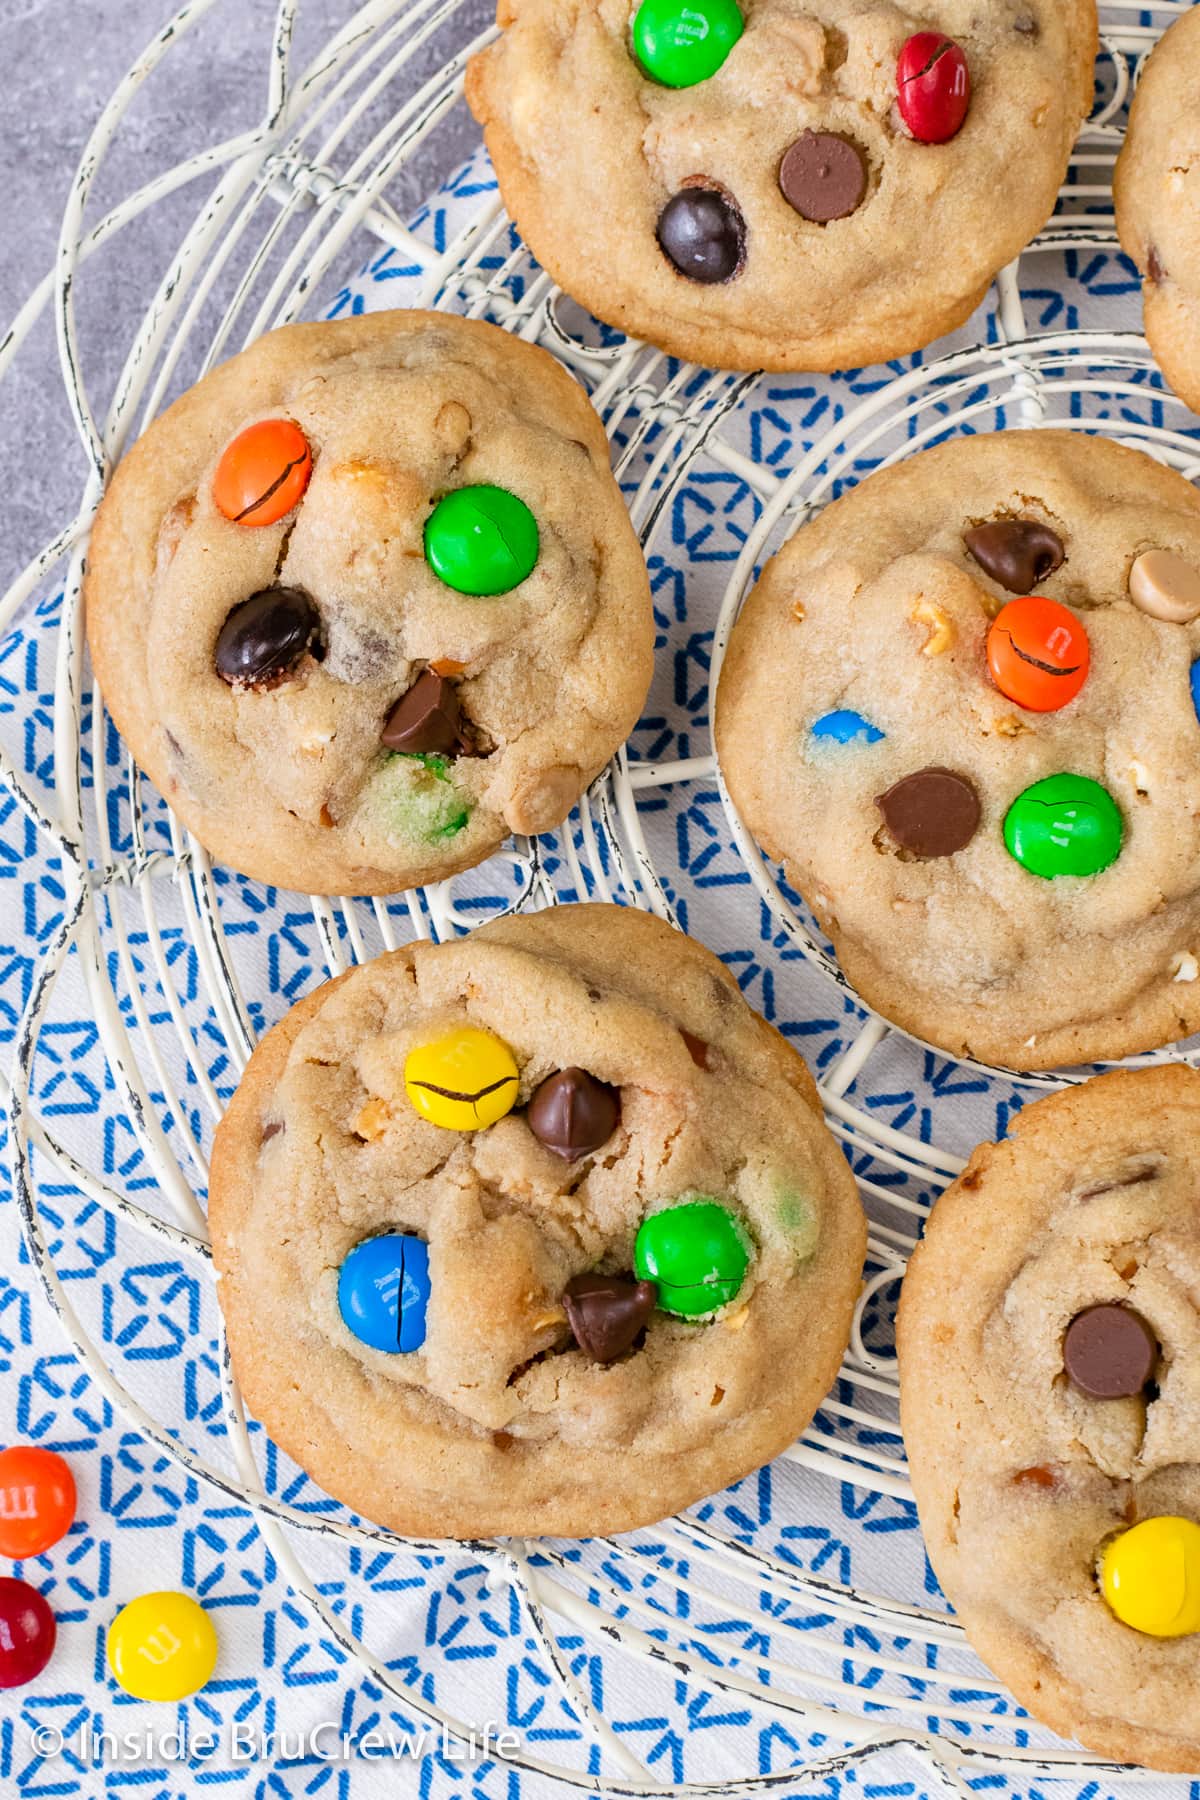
0;0;488;594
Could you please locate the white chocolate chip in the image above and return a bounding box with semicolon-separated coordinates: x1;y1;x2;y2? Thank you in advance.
1130;760;1151;796
1129;548;1200;623
1173;953;1199;984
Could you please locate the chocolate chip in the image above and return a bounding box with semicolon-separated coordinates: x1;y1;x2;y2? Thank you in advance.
657;186;745;284
563;1272;657;1364
963;519;1065;592
260;1118;284;1143
527;1067;620;1159
875;767;981;859
383;671;463;754
1013;11;1038;35
1063;1304;1159;1400
680;1029;711;1069
1147;244;1166;284
214;587;322;689
779;131;867;223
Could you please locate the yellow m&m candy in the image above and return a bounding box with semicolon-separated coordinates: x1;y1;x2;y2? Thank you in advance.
404;1027;519;1131
107;1591;218;1700
1100;1516;1200;1638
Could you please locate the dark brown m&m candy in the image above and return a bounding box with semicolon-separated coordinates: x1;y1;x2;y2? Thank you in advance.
383;671;463;755
1063;1304;1159;1400
876;767;980;859
779;132;867;223
214;587;322;690
964;519;1065;593
657;185;745;284
528;1067;620;1159
563;1272;657;1364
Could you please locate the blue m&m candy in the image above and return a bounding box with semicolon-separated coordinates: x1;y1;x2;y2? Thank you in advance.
1190;658;1200;726
338;1234;430;1353
811;709;885;745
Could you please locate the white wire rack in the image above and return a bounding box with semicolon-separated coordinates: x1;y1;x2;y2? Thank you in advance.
1;1;1196;1793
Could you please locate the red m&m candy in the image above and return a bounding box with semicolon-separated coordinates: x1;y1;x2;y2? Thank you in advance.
0;1578;56;1687
987;595;1090;712
897;32;971;143
0;1446;76;1559
213;418;312;526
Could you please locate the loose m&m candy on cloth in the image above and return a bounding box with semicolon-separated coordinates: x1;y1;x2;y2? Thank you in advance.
1004;774;1123;879
632;0;742;87
107;1591;218;1701
987;596;1089;712
404;1026;519;1129
424;485;539;595
212;418;312;526
634;1197;752;1317
0;1446;75;1559
338;1233;431;1353
1101;1516;1200;1638
0;1578;56;1688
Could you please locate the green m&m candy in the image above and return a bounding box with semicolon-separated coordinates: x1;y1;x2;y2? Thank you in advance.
632;0;743;88
1003;773;1123;880
634;1196;752;1317
424;485;539;596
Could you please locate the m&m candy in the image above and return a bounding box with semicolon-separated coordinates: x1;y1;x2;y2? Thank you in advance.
811;709;885;746
634;1197;752;1317
0;1446;75;1559
0;1578;55;1688
338;1233;431;1354
1191;657;1200;726
1003;774;1123;879
987;596;1089;712
404;1026;519;1130
632;0;743;88
212;419;312;527
1100;1516;1200;1638
107;1591;218;1701
896;32;970;144
424;485;539;596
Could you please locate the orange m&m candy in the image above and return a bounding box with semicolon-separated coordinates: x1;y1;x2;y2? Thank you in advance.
212;418;312;527
986;594;1089;713
0;1447;76;1559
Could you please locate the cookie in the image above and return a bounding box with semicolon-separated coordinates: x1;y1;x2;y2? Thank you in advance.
465;1;1096;373
1115;9;1200;417
208;903;865;1539
897;1065;1200;1771
84;311;653;895
716;430;1200;1070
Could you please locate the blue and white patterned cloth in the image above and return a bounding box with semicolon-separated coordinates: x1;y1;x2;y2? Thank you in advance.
1;111;1196;1800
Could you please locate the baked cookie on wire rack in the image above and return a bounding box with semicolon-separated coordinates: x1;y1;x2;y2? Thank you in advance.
716;429;1200;1071
1115;6;1200;418
466;0;1097;372
898;1064;1200;1772
84;310;653;896
208;903;865;1539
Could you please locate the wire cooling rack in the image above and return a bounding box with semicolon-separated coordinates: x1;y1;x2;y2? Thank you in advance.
2;1;1197;1794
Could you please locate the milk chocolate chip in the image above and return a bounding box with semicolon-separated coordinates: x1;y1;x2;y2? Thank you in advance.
876;767;981;859
963;519;1065;593
527;1068;620;1159
563;1272;658;1364
1063;1303;1158;1400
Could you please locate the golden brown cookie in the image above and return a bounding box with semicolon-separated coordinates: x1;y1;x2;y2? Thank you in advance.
898;1065;1200;1772
466;0;1096;372
208;903;865;1538
1115;8;1200;417
84;311;652;895
716;430;1200;1070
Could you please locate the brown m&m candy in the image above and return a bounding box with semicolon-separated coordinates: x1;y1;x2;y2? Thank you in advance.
563;1272;657;1364
528;1067;620;1159
779;132;867;223
1063;1303;1159;1399
213;418;312;527
875;767;980;859
963;519;1065;593
657;186;745;284
383;671;463;754
214;587;322;690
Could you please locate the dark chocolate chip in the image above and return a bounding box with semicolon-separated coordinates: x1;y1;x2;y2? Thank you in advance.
1147;243;1166;284
215;586;322;690
1063;1304;1159;1400
876;767;980;859
383;671;463;755
527;1067;620;1159
963;519;1065;592
563;1272;658;1364
779;131;867;223
657;186;745;284
680;1029;711;1070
